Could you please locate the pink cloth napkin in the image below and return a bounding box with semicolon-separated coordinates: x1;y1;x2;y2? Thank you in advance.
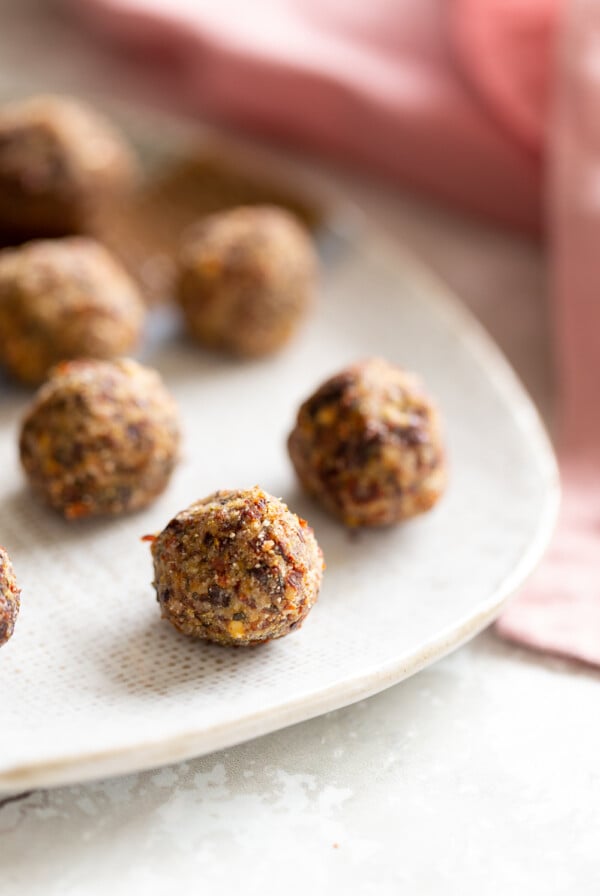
75;0;544;232
496;0;600;665
73;0;600;665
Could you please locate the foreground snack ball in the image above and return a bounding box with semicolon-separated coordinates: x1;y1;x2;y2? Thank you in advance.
0;94;136;238
288;358;446;527
176;205;316;357
0;548;20;647
0;237;145;385
20;359;180;520
150;487;323;646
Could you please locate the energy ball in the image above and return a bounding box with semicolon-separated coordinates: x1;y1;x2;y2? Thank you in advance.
288;358;446;527
150;487;323;646
0;237;145;385
176;205;316;357
0;94;136;239
0;547;20;648
20;358;181;520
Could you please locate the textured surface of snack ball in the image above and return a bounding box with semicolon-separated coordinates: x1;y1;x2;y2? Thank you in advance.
20;359;181;520
0;237;145;385
151;487;324;646
288;358;447;527
176;205;316;357
0;94;136;239
0;547;20;648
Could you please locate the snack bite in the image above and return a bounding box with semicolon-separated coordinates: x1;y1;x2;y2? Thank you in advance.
150;486;323;646
288;358;446;527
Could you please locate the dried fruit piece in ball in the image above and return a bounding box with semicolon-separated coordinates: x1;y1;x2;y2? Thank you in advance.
20;359;181;520
0;237;145;385
0;547;20;648
176;205;316;357
288;358;446;527
149;486;323;646
0;94;137;239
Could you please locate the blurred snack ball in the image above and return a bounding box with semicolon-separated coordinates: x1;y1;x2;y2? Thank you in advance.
0;94;137;239
0;237;145;386
20;358;181;520
0;547;20;648
176;205;317;357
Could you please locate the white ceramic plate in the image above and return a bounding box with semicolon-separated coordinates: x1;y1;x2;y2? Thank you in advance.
0;112;558;793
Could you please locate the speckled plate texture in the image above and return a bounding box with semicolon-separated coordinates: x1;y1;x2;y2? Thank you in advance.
0;106;559;792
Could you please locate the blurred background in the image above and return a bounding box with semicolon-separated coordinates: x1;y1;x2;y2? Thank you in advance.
0;0;552;425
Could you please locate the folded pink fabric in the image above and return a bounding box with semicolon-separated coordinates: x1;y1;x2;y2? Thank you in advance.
75;0;543;231
496;0;600;665
72;0;600;665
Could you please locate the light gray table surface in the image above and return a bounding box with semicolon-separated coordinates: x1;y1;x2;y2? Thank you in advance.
0;3;598;894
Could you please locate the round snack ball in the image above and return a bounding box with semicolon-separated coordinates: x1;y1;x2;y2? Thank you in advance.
0;237;145;385
176;205;316;357
288;358;446;527
150;487;324;646
0;547;20;648
0;93;136;239
20;358;181;520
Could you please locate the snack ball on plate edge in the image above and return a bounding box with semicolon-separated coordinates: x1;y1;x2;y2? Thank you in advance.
288;358;447;527
176;205;316;357
20;359;181;520
0;94;136;239
148;487;324;646
0;237;145;385
0;547;20;647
